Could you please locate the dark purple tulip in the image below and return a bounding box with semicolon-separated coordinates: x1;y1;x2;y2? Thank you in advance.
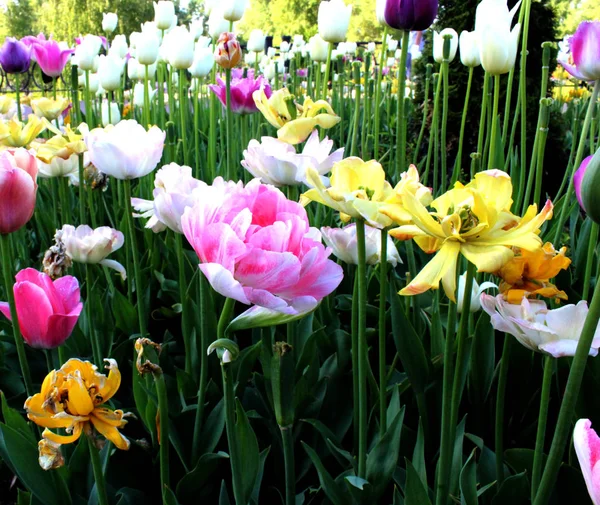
379;0;438;31
0;38;31;74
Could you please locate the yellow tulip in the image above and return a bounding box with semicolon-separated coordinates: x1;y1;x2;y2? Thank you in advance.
253;88;341;144
31;97;70;120
31;123;88;163
0;96;15;115
0;114;46;147
496;242;571;304
25;358;130;468
386;169;554;301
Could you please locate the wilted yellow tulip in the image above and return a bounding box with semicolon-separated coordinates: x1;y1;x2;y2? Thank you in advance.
31;96;70;120
0;114;46;147
253;88;340;144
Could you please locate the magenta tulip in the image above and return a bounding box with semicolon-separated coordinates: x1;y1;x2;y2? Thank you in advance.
29;36;73;78
0;268;83;349
574;155;592;211
559;21;600;81
0;148;38;235
209;73;272;114
181;177;343;329
574;419;600;505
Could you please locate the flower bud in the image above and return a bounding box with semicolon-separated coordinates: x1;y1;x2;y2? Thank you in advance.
459;30;480;67
318;0;352;43
222;0;248;22
0;148;38;234
214;32;242;69
166;26;195;69
137;30;160;65
98;54;124;91
190;47;215;77
579;148;600;224
154;1;175;30
102;12;118;33
308;34;329;62
247;29;266;53
208;6;229;40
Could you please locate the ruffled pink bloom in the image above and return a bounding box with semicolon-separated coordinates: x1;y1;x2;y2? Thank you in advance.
181;178;343;329
0;148;38;234
559;21;600;81
30;35;74;78
574;419;600;505
209;74;272;114
574;155;593;211
0;268;83;349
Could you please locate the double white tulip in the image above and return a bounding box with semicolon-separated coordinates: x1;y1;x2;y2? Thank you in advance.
318;0;352;43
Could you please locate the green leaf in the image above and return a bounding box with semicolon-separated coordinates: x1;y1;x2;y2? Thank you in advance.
345;476;369;490
163;486;180;505
390;280;430;393
302;442;350;505
460;449;478;505
111;289;137;335
197;398;225;457
250;446;271;504
404;459;432;505
412;419;427;489
469;312;496;404
235;399;260;504
17;489;31;505
366;407;406;501
491;472;530;505
0;423;71;505
176;452;229;502
233;340;263;397
219;480;231;505
1;392;35;445
450;417;466;496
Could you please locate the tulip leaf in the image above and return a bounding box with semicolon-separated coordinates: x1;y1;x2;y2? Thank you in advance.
196;398;226;457
1;392;35;445
404;459;432;505
176;451;229;501
302;442;350;505
491;472;530;505
250;446;271;504
459;448;478;505
412;419;427;489
234;399;260;504
469;311;496;404
111;289;137;336
17;489;32;505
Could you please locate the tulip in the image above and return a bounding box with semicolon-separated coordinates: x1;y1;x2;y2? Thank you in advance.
574;154;592;212
0;268;82;349
127;57;140;80
559;21;600;81
214;32;242;69
37;155;79;179
308;34;329;62
481;294;600;358
102;12;118;33
85;120;165;180
189;18;205;40
376;0;438;31
110;34;128;59
74;40;99;72
210;72;271;114
459;30;481;67
166;26;195;69
98;54;124;91
0;38;31;74
322;224;401;266
0;115;46;148
208;6;229;40
59;224;126;279
318;0;352;43
293;35;305;47
132;82;157;108
31;37;73;78
247;29;266;53
137;30;160;66
30;96;70;120
181;177;343;329
154;1;176;30
433;28;458;63
242;130;344;186
0;148;38;234
190;47;215;77
223;0;248;22
456;272;497;313
280;41;291;53
579;148;600;224
196;36;212;50
101;100;121;126
573;419;600;505
244;51;261;66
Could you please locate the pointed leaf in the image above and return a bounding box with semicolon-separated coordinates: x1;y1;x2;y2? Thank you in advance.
460;449;478;505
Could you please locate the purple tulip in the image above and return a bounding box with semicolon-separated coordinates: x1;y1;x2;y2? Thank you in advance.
209;74;272;115
574;155;592;211
296;68;308;78
0;38;31;74
559;21;600;81
28;35;73;78
378;0;438;31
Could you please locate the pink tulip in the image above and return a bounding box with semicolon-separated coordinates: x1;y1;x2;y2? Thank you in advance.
0;148;38;234
0;268;83;349
574;419;600;505
30;36;74;78
559;21;600;81
209;73;272;114
181;177;343;329
574;155;592;211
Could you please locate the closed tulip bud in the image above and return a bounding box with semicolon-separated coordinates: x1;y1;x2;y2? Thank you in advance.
387;38;398;52
0;38;31;74
267;46;277;58
367;42;376;53
190;47;215;77
165;26;195;69
101;100;121;126
102;12;118;33
222;0;248;22
433;28;458;63
74;41;98;71
189;18;205;40
109;35;128;59
574;419;600;505
208;6;229;40
87;73;99;93
154;1;175;30
459;30;480;67
215;32;242;69
0;148;37;234
579;148;600;224
376;0;438;31
196;36;211;49
318;0;352;43
137;30;160;65
133;82;157;107
98;54;123;91
280;41;290;53
127;57;140;80
308;34;329;62
456;272;497;313
247;29;266;52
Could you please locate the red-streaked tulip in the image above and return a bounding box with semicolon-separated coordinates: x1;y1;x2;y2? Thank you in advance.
574;419;600;505
0;268;83;349
214;32;242;69
559;21;600;82
0;148;38;234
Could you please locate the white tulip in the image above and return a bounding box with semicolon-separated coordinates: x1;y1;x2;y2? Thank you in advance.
318;0;352;43
459;30;481;67
102;12;118;33
189;47;214;77
222;0;247;22
129;31;141;50
74;41;98;71
457;273;497;313
110;35;128;59
133;82;157;107
137;30;160;65
386;56;395;67
208;6;229;40
433;28;459;63
308;34;329;62
387;38;398;52
87;73;99;93
196;36;212;50
166;26;195;69
244;51;261;65
98;55;123;91
280;41;290;53
345;41;357;55
267;46;277;58
128;57;140;80
293;35;305;47
81;34;104;55
247;29;266;53
154;1;175;30
101;100;121;126
189;18;205;40
367;42;376;53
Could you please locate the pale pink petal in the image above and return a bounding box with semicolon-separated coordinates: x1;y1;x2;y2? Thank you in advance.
199;263;251;305
0;302;11;321
574;419;600;505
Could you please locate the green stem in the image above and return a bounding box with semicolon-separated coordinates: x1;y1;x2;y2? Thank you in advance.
78;155;85;224
374;27;388;160
440;38;451;191
87;434;109;505
533;278;600;505
84;70;94;128
423;73;442;187
519;0;533;182
222;362;245;504
194;77;201;178
157;61;166;130
281;425;295;505
533;100;551;206
495;335;512;486
86;264;102;366
452;66;473;184
413;64;432;166
178;69;189;166
350;64;361;157
58;176;70;224
225;68;234;180
474;72;490;177
396;30;410;179
143;65;151;128
531;356;554;501
175;233;192;375
583;223;599;302
355;219;368;478
488;74;501;169
351;268;359;453
0;234;33;396
323;42;333;99
154;369;170;502
378;229;388;437
15;74;22;122
123;179;146;338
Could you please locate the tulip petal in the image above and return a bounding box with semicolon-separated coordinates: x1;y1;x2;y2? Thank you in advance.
228;296;318;332
460;243;514;272
65;374;94;416
52;275;82;313
199;263;252;305
46;312;81;349
13;281;53;348
89;414;130;449
99;259;127;280
0;302;11;321
42;422;83;445
574;419;600;505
